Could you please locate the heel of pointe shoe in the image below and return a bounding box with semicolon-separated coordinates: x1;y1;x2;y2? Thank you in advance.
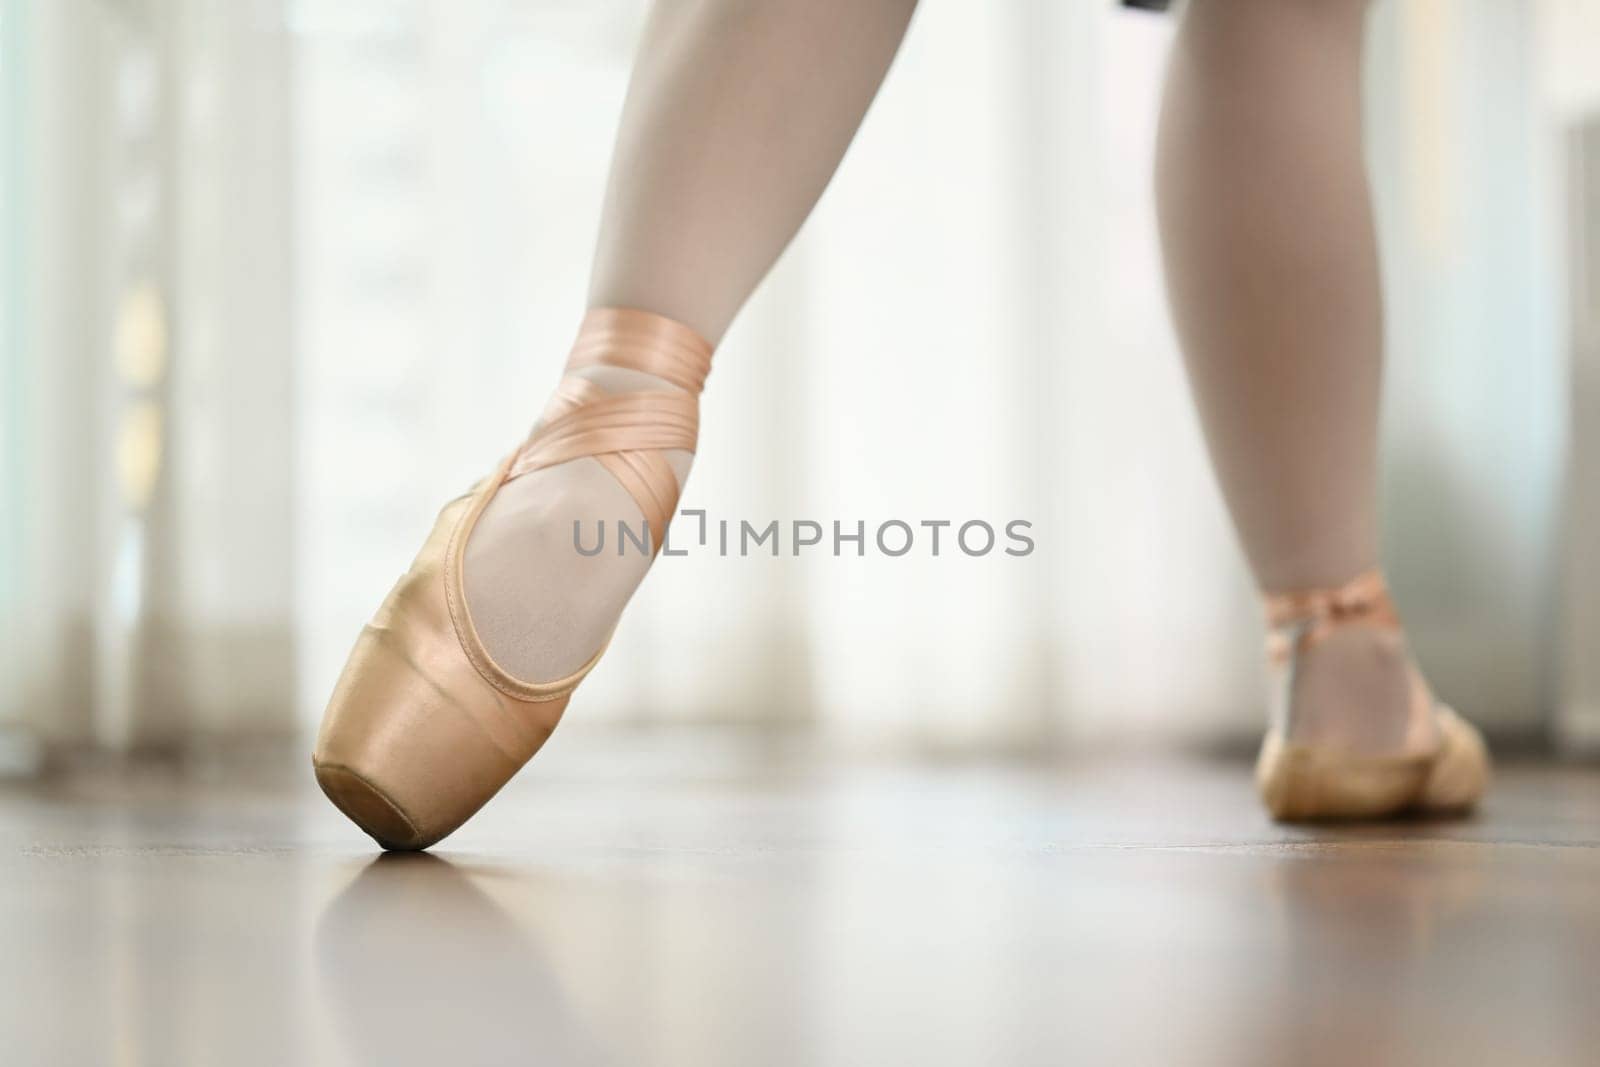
1255;730;1430;821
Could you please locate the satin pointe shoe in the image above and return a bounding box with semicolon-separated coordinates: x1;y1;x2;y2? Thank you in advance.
313;307;713;850
1254;569;1491;821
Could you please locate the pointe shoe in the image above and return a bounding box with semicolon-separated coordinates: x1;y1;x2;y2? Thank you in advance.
313;308;713;850
1254;569;1490;821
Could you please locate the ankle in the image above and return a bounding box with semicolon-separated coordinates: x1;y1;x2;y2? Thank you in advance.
1284;626;1435;755
1254;530;1379;595
1263;568;1440;756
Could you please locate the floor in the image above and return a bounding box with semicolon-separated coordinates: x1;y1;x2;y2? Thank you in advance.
2;731;1597;1067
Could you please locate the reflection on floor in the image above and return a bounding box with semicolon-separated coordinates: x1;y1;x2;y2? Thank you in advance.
1;730;1597;1067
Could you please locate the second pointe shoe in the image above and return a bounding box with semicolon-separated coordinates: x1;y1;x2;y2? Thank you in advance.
1254;569;1491;821
313;308;713;850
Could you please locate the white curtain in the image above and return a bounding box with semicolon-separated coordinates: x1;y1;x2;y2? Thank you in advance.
1537;0;1600;751
5;0;295;752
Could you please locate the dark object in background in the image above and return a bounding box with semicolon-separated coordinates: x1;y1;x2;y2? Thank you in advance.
1121;0;1171;11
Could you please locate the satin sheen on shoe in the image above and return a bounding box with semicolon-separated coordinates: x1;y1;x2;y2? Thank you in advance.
313;308;714;850
1254;569;1491;821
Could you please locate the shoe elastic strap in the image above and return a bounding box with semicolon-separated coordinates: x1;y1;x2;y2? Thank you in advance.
506;308;714;552
1263;568;1399;664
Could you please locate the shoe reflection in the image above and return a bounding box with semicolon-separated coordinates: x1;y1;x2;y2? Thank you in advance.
316;853;611;1067
1269;836;1487;950
1260;845;1489;1064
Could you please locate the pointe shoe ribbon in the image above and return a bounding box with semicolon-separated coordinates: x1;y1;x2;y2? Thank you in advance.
507;308;711;551
1263;568;1399;664
1255;568;1490;821
314;308;714;850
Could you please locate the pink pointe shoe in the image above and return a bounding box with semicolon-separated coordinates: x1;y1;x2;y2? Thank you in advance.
312;308;713;849
1255;569;1491;821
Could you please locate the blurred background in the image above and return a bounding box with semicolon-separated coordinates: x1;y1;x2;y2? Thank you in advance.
3;0;1599;768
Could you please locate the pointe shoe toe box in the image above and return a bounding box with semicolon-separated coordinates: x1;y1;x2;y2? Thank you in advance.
313;489;571;851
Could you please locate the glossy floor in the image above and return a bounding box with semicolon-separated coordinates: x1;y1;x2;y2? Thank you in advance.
3;732;1597;1067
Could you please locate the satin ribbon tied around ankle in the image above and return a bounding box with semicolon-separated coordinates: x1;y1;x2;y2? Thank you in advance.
506;308;714;553
1263;569;1400;664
